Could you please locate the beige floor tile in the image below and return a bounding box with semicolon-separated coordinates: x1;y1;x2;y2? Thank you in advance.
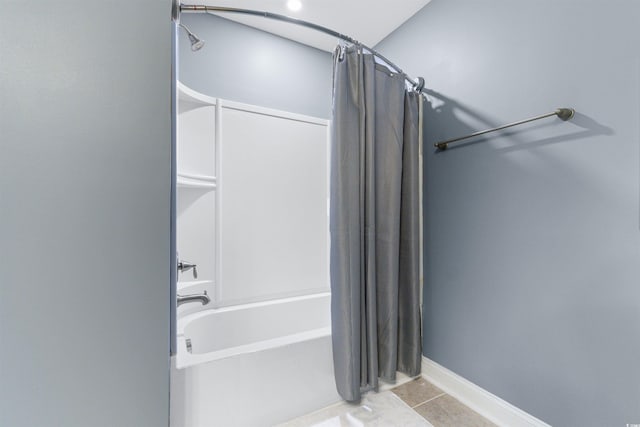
391;377;445;408
413;394;496;427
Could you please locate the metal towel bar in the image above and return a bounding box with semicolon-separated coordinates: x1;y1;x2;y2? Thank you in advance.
435;108;575;150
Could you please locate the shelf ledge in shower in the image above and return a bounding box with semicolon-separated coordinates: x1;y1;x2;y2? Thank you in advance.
177;172;217;190
178;82;217;106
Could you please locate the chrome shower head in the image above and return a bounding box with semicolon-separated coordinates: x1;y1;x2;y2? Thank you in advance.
179;23;205;51
187;32;205;51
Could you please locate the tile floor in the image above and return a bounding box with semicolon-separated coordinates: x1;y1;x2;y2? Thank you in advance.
278;377;497;427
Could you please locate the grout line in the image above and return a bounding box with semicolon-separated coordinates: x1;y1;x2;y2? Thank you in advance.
411;392;447;409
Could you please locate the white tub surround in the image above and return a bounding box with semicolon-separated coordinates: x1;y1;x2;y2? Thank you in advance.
176;82;330;315
172;84;336;426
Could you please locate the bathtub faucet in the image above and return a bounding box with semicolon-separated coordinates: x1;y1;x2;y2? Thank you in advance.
177;290;210;307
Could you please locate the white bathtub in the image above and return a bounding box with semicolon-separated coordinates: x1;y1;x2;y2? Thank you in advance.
170;292;340;427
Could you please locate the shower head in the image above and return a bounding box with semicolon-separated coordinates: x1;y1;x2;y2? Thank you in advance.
187;32;205;51
179;23;205;51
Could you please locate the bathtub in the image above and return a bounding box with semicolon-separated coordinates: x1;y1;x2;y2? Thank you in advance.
170;292;341;427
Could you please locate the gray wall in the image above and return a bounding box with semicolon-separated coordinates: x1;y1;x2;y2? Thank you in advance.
178;14;332;119
0;1;172;426
376;1;640;426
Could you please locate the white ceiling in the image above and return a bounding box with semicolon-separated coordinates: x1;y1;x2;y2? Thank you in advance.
184;0;431;52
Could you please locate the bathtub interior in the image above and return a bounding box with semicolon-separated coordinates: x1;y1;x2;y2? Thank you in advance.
172;289;337;426
175;292;332;369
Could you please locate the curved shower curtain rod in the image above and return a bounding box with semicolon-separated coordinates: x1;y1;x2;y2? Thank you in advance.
173;1;427;93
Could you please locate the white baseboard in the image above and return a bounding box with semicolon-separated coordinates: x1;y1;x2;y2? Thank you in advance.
421;357;552;427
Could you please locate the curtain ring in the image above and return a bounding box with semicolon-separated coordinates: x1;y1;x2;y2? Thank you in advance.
414;77;425;92
334;44;346;62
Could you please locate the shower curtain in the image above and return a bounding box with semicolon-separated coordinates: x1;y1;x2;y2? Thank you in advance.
330;45;422;402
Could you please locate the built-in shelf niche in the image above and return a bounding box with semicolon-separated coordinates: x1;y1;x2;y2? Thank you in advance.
177;83;217;305
177;82;217;183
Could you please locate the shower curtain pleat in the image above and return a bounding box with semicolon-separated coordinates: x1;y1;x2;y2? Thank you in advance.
330;45;422;402
397;91;422;376
329;46;364;402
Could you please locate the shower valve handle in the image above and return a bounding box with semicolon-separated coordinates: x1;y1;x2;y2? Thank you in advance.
178;259;198;279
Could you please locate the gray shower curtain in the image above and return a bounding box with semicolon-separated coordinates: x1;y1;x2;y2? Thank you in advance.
330;45;422;402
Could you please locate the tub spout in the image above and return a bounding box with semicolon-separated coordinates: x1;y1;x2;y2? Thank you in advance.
177;290;211;307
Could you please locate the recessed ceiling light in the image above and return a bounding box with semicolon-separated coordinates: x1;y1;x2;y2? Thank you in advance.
287;0;302;12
